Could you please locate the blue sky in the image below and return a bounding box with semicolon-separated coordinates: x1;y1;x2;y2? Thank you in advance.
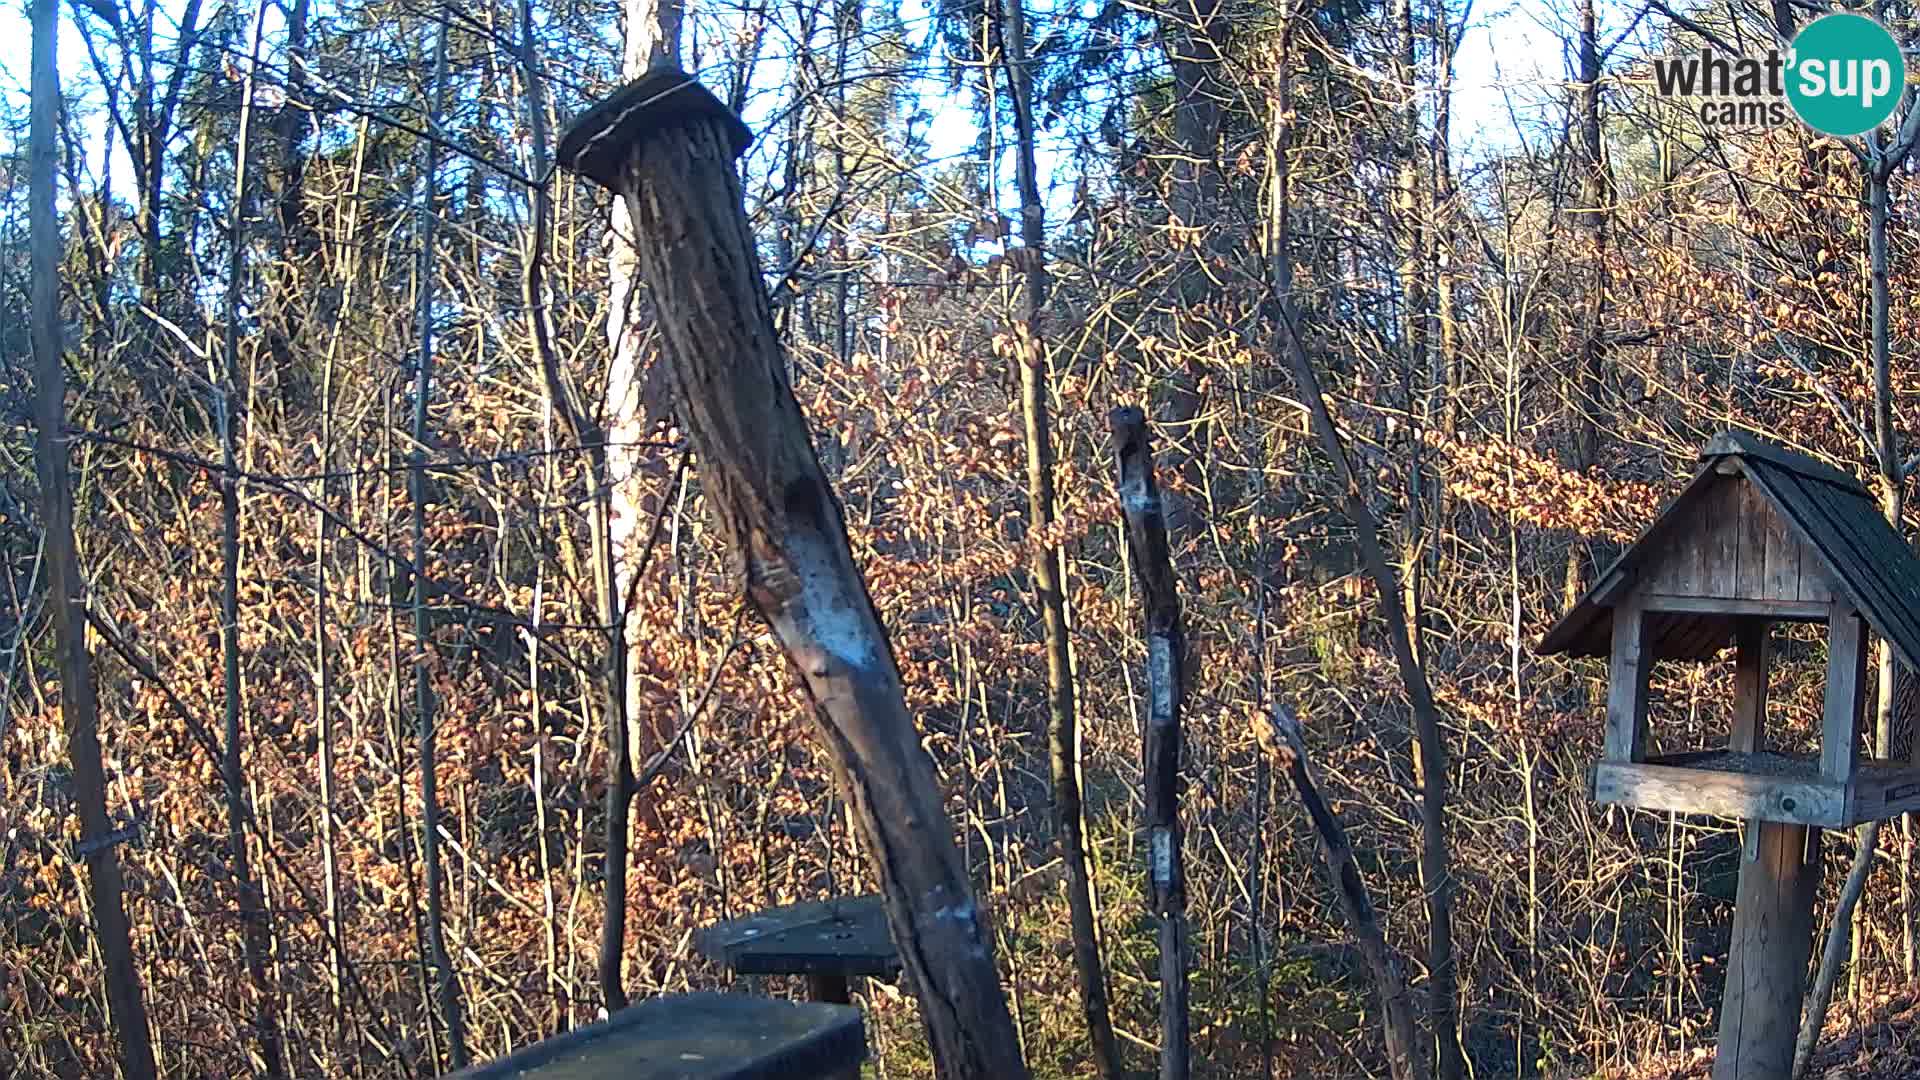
0;0;1563;213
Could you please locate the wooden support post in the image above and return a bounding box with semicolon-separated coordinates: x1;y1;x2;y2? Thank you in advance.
1606;599;1651;763
1110;407;1190;1080
1822;605;1867;782
1732;619;1770;862
806;974;852;1005
557;70;1028;1079
1730;619;1769;754
1714;823;1822;1080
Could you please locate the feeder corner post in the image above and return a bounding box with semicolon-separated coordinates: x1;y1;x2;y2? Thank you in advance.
1715;613;1824;1080
555;65;1029;1080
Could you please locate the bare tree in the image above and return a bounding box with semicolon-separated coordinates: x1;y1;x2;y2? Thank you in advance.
1002;0;1119;1072
30;0;158;1072
410;8;468;1067
218;6;286;1073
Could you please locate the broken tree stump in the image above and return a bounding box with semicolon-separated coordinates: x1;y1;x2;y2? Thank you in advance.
452;992;865;1079
556;67;1029;1079
1109;407;1190;1080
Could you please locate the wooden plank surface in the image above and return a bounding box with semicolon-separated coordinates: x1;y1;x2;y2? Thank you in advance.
1713;822;1821;1080
453;993;865;1080
1730;620;1769;754
1638;595;1828;619
1605;600;1651;763
1822;607;1865;782
695;895;899;978
1592;758;1846;828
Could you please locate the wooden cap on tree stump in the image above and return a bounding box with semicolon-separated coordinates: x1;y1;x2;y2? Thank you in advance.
555;66;753;188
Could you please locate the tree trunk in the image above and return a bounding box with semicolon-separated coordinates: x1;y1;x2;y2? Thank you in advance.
30;1;159;1074
1794;137;1909;1079
558;71;1030;1079
1263;704;1423;1080
607;0;684;790
411;11;467;1067
1003;0;1119;1074
1111;407;1190;1080
1563;0;1611;612
1265;128;1462;1077
219;8;286;1074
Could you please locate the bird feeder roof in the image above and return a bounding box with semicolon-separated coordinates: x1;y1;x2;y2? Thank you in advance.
1538;431;1920;670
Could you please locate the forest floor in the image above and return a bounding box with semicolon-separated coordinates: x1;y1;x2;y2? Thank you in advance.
1607;991;1920;1079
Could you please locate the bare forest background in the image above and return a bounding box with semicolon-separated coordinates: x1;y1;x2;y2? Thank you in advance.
11;0;1920;1075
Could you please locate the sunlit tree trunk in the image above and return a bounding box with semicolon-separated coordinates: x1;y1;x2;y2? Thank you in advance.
31;0;158;1073
410;10;467;1067
1003;0;1120;1072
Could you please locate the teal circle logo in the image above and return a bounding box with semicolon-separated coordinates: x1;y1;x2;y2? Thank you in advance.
1787;14;1905;137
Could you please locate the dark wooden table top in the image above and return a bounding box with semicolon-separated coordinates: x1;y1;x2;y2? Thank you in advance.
694;894;900;978
451;992;866;1079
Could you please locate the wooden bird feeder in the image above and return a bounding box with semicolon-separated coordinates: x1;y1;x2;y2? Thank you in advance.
695;894;900;1006
451;992;866;1079
1539;430;1920;1079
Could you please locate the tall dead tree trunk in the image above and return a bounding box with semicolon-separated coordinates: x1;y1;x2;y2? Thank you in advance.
410;10;467;1067
1111;407;1189;1080
1563;0;1611;611
1002;0;1119;1073
1262;704;1422;1080
1793;95;1920;1076
1265;106;1462;1077
558;69;1029;1079
30;1;158;1074
219;8;286;1074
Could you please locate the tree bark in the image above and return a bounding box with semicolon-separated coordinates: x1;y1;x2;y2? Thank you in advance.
559;72;1029;1079
219;8;286;1074
1262;703;1423;1080
410;11;468;1067
1265;135;1462;1077
1003;0;1119;1074
30;0;158;1073
1111;406;1190;1080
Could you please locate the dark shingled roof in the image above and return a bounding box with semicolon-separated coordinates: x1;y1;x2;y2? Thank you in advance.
1537;431;1920;671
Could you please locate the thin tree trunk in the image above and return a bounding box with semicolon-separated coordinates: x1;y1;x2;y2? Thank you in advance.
219;8;286;1074
607;0;684;814
1002;0;1119;1073
1263;704;1423;1080
558;73;1030;1078
1795;145;1906;1078
517;0;568;1031
1111;407;1189;1080
411;10;467;1067
1563;0;1611;611
30;0;158;1073
521;8;638;1015
1265;113;1462;1077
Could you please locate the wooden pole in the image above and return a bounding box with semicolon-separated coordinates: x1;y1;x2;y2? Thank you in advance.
556;69;1029;1080
1715;615;1826;1079
1109;407;1189;1079
1715;822;1821;1080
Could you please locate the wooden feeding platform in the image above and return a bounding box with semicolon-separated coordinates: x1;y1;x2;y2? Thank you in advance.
1593;750;1920;829
695;894;899;1005
1539;431;1920;1080
451;992;865;1079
